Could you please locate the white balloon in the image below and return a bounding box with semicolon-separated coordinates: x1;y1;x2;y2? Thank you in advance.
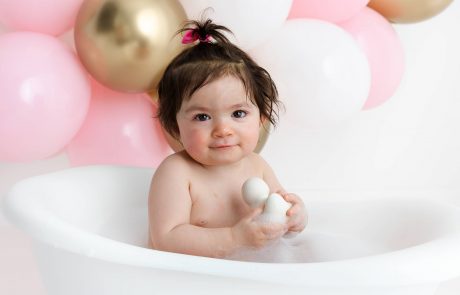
251;19;371;131
178;0;292;50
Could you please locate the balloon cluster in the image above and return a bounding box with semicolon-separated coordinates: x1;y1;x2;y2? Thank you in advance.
0;0;453;165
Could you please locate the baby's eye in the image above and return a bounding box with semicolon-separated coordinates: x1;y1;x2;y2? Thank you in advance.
194;114;211;121
232;110;247;118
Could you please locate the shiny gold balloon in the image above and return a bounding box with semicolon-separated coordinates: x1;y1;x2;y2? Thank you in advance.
368;0;453;23
75;0;187;92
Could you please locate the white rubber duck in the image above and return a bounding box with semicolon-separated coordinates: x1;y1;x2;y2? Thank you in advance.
241;177;291;224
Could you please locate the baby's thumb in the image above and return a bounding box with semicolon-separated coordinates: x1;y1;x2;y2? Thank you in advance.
248;207;263;221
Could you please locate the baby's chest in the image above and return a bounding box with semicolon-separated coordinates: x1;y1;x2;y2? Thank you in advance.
189;187;250;228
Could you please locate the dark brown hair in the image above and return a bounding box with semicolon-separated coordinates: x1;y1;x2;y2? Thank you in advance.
157;19;281;138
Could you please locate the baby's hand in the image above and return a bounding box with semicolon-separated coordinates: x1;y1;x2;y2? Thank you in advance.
280;192;308;233
231;208;288;249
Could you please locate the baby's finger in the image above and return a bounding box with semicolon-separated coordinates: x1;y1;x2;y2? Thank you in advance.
267;227;288;239
288;216;306;232
276;190;287;196
260;223;286;235
286;215;298;228
248;208;263;220
281;193;294;203
286;204;300;217
285;193;301;202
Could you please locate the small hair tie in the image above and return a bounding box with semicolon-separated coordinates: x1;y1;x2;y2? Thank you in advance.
181;29;212;44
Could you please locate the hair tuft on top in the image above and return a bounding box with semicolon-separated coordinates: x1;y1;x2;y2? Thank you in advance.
178;18;232;44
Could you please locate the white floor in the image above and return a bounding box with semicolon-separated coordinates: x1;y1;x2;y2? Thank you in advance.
0;226;46;295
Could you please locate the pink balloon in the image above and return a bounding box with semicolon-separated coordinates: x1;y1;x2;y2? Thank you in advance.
0;32;91;162
66;80;172;168
0;22;9;35
339;7;405;110
0;0;84;36
288;0;369;23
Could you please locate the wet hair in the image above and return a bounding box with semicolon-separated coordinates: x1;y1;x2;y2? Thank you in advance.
157;18;281;139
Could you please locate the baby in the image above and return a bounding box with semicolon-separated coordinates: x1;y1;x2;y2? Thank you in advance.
148;19;307;258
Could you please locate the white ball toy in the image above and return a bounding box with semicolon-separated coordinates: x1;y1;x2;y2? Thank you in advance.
242;177;270;208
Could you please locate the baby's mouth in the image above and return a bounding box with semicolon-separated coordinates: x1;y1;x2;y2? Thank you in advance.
210;143;236;149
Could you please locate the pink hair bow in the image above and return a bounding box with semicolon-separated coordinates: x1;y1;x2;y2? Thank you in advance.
181;29;212;44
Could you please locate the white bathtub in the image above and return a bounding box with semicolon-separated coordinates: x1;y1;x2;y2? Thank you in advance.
3;165;460;295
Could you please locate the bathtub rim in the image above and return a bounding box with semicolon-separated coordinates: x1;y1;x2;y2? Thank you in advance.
3;166;460;288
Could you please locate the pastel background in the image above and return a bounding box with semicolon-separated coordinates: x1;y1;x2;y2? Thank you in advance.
1;1;460;294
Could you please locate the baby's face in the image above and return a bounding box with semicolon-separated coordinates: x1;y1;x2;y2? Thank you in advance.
176;75;261;167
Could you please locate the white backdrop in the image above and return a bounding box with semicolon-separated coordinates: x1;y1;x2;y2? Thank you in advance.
1;2;460;294
262;2;460;194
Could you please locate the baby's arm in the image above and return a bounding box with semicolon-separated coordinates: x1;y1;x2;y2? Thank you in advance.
148;155;286;258
259;155;308;233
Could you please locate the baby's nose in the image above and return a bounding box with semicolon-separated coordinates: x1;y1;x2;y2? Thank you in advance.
212;120;233;137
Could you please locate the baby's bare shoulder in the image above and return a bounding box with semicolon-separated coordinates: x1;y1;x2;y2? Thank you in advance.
159;151;190;167
152;152;192;180
246;152;268;167
149;152;193;198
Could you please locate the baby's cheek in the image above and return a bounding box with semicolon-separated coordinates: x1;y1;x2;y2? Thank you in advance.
245;128;261;150
183;127;203;143
183;131;207;152
187;144;205;159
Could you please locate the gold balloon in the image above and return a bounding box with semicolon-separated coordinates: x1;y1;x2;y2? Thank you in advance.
75;0;187;92
368;0;453;24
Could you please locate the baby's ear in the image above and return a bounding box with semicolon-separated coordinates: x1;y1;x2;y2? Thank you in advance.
260;115;268;126
164;130;184;152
